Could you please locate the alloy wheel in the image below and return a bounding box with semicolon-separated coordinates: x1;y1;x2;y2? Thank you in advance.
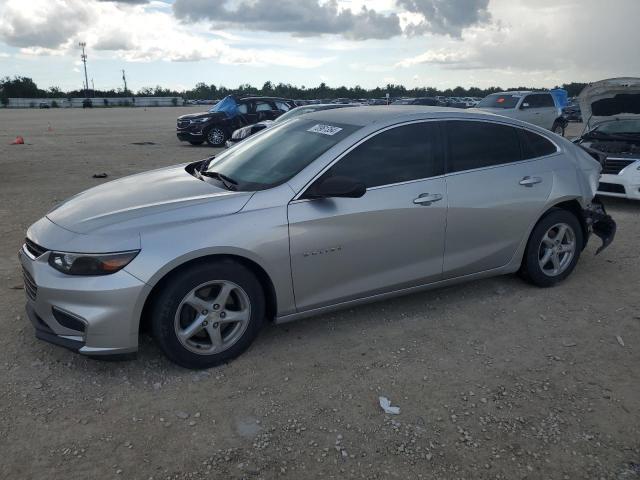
537;222;576;277
207;128;225;146
174;280;251;355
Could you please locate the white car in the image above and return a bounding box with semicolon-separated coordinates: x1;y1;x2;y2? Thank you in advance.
473;91;567;135
574;77;640;200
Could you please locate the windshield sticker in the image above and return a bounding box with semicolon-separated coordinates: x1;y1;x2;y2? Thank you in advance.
307;124;343;136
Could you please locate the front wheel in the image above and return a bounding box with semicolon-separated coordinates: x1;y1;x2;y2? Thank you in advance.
205;127;227;147
151;260;265;369
520;209;583;287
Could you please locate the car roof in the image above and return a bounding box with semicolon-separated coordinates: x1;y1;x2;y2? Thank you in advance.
488;91;549;96
299;105;523;127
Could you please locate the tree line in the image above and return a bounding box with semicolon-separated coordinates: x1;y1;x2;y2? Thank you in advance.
1;76;589;104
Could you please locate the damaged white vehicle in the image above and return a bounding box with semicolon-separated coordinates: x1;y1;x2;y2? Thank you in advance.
574;77;640;200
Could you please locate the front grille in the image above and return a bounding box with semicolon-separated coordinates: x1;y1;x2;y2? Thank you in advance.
598;182;626;194
23;268;37;301
177;120;190;129
602;158;635;175
24;238;47;258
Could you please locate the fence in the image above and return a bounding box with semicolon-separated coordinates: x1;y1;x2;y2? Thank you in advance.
4;97;184;108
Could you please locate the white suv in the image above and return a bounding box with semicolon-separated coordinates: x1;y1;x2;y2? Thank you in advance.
474;91;567;135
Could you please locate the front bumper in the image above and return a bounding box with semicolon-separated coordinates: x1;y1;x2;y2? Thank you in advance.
19;246;150;356
597;171;640;201
177;129;205;142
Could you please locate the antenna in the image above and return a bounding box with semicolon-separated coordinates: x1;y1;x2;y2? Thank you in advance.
122;69;128;95
79;42;89;97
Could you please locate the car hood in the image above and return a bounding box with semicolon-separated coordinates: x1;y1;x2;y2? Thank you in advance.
47;164;253;234
178;111;226;121
579;77;640;130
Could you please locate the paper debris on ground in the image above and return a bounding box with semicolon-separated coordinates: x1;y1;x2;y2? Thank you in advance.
379;396;400;415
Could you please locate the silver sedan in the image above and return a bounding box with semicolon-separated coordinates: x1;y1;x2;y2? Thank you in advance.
20;107;616;368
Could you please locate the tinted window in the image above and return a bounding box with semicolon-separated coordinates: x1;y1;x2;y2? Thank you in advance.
519;129;557;159
524;94;554;108
446;121;521;172
320;122;443;188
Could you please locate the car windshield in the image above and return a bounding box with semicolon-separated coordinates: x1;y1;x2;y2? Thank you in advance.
477;94;521;109
274;106;321;124
205;118;361;190
594;119;640;134
208;95;238;116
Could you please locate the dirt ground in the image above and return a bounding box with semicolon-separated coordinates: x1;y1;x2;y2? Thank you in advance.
0;107;638;480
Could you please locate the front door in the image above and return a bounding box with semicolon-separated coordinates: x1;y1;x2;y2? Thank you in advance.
288;121;448;312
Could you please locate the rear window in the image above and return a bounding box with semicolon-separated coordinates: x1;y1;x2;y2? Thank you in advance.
519;129;557;159
446;121;522;172
477;94;521;109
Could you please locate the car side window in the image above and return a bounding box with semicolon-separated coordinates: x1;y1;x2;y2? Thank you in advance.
255;102;272;112
538;94;555;107
318;122;444;189
519;129;557;159
446;121;522;173
522;95;541;108
275;101;291;112
237;103;248;114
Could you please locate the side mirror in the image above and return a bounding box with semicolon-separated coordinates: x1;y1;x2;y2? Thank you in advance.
520;102;530;109
305;175;366;199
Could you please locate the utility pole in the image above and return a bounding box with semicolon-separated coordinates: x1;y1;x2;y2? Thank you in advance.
79;42;89;97
122;69;128;95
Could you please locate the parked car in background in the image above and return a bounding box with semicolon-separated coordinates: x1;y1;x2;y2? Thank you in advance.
391;97;440;106
573;77;640;200
21;106;615;368
563;100;583;122
226;103;358;147
176;95;295;146
473;91;568;135
39;102;50;109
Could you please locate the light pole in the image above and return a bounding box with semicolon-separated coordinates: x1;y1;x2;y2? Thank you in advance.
79;42;89;97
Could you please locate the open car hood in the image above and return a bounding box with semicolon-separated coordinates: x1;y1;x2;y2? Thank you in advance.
579;77;640;130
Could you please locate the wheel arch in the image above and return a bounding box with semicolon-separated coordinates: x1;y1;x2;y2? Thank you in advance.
138;253;278;336
544;198;588;249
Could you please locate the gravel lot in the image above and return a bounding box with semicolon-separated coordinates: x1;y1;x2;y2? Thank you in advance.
1;107;638;480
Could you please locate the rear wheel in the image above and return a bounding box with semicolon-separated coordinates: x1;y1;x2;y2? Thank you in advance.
151;260;265;369
520;209;583;287
206;127;227;147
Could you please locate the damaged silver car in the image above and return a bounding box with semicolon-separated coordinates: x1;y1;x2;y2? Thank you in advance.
20;107;616;368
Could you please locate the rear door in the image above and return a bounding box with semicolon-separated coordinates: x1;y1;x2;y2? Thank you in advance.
288;121;448;311
521;94;556;129
442;120;553;278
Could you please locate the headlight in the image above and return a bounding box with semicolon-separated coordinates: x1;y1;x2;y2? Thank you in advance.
48;250;139;275
232;127;251;140
191;117;210;124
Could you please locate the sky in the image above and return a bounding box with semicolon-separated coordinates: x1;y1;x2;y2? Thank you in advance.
0;0;638;93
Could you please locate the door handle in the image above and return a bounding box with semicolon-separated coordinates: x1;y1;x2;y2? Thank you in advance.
519;176;542;187
413;193;443;205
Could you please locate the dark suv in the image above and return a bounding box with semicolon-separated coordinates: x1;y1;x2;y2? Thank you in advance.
176;95;295;147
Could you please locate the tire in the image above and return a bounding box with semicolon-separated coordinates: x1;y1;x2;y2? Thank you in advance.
189;140;204;146
151;259;265;369
205;127;227;147
552;120;565;137
520;209;583;288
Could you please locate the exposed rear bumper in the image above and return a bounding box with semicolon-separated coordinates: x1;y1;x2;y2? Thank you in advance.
582;197;616;254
